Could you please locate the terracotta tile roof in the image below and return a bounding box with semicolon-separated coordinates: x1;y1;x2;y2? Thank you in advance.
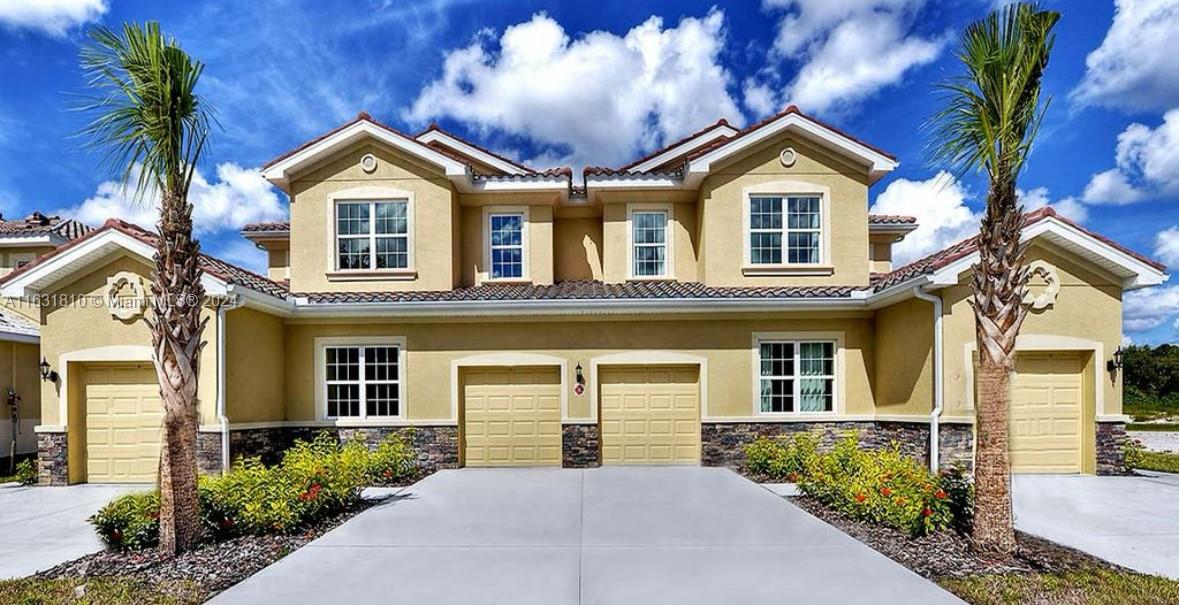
242;221;291;233
582;166;683;178
417;123;538;175
615;118;736;172
473;166;573;182
295;280;857;305
871;207;1167;291
0;307;37;339
263;112;460;171
0;219;289;299
0;212;92;241
868;214;917;225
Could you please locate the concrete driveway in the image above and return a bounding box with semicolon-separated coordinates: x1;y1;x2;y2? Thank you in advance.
0;483;135;578
212;467;960;604
1014;472;1179;578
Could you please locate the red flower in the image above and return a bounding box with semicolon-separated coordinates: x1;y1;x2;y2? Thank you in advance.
854;493;867;503
383;470;393;478
786;472;800;483
934;489;948;500
880;487;892;497
921;508;933;517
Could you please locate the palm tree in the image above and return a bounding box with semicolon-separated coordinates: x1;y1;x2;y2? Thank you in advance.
79;22;213;555
928;3;1060;554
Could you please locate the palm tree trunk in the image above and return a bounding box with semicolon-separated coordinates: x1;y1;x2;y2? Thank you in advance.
150;189;207;555
970;178;1028;555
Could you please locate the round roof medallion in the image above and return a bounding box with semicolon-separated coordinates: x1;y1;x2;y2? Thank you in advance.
105;271;148;321
360;153;378;174
779;147;798;168
1021;260;1061;310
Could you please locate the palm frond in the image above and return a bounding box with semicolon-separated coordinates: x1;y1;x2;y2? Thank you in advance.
77;22;215;204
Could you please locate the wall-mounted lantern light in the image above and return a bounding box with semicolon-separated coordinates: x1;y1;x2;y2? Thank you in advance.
39;357;58;383
575;363;585;386
1107;346;1125;372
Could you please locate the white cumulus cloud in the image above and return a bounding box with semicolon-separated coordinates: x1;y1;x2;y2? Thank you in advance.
0;0;106;36
869;171;979;266
403;10;743;169
1018;187;1088;223
1073;0;1179;112
58;163;287;235
1124;285;1179;333
1082;109;1179;204
749;0;948;117
1156;226;1179;269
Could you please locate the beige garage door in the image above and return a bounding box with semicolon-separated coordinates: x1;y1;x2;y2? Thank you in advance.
462;366;562;467
84;364;163;483
600;365;700;465
1010;352;1083;473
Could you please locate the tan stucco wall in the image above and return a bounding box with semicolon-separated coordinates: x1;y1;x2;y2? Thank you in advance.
458;196;555;286
696;135;871;287
0;245;55;276
553;217;603;281
38;255;218;428
601;200;698;284
0;340;41;454
266;244;290;282
282;314;877;423
939;244;1124;421
287;141;459;292
874;297;934;415
225;307;285;423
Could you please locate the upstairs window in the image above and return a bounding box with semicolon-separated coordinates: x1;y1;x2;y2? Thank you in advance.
336;200;408;271
631;210;669;278
749;196;822;265
489;212;524;279
758;340;835;413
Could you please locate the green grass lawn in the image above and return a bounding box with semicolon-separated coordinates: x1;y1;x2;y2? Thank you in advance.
939;567;1179;605
1128;449;1179;474
0;577;202;605
1128;422;1179;432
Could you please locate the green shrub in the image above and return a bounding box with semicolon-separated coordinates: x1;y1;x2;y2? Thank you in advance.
796;434;956;536
367;430;419;485
14;459;35;485
90;491;160;550
92;431;420;549
742;434;816;481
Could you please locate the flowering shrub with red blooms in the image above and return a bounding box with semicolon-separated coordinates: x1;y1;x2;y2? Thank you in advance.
91;432;420;550
745;432;971;536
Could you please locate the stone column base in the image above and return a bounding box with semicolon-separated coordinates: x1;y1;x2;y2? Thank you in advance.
36;432;68;486
562;424;600;468
1096;422;1130;475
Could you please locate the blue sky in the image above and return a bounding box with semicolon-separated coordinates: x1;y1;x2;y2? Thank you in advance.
0;0;1177;343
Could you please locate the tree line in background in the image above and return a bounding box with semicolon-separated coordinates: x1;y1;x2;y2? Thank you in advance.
1124;344;1179;420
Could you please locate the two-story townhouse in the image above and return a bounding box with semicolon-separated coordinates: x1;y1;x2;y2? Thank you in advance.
3;107;1167;485
0;213;91;465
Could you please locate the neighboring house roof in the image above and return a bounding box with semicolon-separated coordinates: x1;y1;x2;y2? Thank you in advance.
0;219;290;300
872;207;1168;292
295;280;857;305
0;307;38;343
867;214;917;225
415;123;537;176
0;212;93;244
242;221;290;233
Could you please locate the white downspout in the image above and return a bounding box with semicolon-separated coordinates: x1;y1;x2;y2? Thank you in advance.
215;297;236;474
912;286;944;473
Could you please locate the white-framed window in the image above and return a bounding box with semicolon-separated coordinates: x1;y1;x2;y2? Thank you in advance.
488;212;525;279
323;343;402;418
631;210;669;277
757;339;835;413
749;195;822;265
335;199;409;271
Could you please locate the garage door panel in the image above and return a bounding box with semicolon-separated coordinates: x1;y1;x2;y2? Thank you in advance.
600;365;700;465
84;364;161;484
463;367;562;467
1011;353;1083;474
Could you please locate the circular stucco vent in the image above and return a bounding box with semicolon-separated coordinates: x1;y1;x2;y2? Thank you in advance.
360;153;378;173
779;147;798;168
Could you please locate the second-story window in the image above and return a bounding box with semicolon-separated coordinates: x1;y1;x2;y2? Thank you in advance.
632;210;668;277
489;212;524;279
749;196;822;265
336;200;409;271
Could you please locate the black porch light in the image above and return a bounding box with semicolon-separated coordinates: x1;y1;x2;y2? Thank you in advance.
1107;346;1125;372
39;357;58;383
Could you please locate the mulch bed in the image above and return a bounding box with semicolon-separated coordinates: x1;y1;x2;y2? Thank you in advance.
35;485;416;603
789;496;1118;580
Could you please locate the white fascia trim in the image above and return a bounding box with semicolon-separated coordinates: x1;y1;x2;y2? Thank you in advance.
868;223;919;235
0;230;160;298
262;121;468;189
415;130;530;176
930;218;1167;290
0;331;38;344
686;113;898;178
628;125;738;173
460;177;570;193
0;235;56;246
584;175;686;189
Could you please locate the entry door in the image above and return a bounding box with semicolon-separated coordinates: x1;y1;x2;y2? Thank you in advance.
462;366;562;467
1010;352;1084;473
599;365;700;464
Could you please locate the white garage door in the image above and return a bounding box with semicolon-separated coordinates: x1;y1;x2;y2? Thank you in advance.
1010;352;1083;474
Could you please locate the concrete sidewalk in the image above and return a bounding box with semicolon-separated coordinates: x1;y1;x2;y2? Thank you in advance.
1014;472;1179;579
212;467;961;604
0;484;136;579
